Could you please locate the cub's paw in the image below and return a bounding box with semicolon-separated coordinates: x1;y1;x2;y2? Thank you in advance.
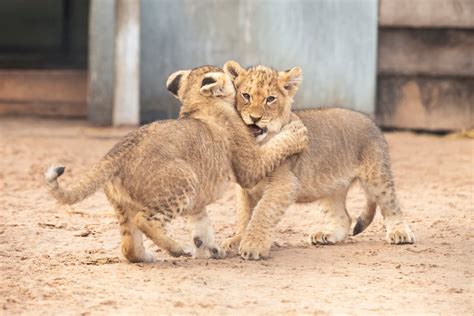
193;245;226;259
221;235;242;256
283;120;306;133
239;234;272;260
386;222;415;244
282;121;308;150
142;250;157;263
168;244;193;258
209;246;226;259
309;229;348;245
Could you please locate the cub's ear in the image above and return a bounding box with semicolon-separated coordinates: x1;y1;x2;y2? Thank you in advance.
223;60;247;81
278;66;303;97
166;70;190;99
200;72;233;97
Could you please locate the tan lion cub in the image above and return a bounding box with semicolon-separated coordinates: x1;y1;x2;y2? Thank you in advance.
45;65;308;263
222;61;415;260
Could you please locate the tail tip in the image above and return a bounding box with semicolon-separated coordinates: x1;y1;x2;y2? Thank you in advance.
352;217;365;236
45;166;65;182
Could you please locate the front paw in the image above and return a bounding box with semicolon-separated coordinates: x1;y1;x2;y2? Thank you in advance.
282;121;308;152
239;233;272;260
193;245;226;259
221;235;242;256
142;250;157;263
309;224;350;245
209;246;226;259
386;222;415;244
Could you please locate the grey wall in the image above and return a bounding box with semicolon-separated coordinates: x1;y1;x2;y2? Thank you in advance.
140;0;378;122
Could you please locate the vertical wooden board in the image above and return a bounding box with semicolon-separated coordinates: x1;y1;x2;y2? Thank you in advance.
140;0;378;122
87;0;115;125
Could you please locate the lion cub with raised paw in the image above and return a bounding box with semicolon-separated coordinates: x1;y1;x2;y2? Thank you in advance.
221;61;415;260
45;65;308;263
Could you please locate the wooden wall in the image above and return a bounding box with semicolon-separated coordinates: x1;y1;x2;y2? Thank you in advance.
377;0;474;131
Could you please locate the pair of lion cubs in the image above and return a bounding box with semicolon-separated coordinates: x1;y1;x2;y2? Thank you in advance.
46;62;415;263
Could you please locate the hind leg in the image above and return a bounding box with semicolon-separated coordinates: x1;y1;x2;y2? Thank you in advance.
105;187;156;263
187;210;224;259
133;210;192;257
118;213;157;263
363;161;415;244
310;189;351;245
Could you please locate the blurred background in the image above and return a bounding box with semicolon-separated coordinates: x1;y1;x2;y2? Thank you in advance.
0;0;472;130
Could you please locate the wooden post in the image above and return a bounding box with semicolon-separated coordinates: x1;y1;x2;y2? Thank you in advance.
88;0;115;125
113;0;140;126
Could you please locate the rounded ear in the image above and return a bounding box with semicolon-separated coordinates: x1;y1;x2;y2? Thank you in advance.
278;66;303;96
166;70;190;99
223;60;246;81
200;72;233;97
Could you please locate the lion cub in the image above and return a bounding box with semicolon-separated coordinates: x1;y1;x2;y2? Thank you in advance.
221;61;415;260
45;65;308;263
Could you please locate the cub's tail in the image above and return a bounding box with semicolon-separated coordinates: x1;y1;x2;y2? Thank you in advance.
352;189;377;236
45;158;118;205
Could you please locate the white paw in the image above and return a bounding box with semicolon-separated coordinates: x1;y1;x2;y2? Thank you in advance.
142;250;157;263
386;222;415;244
239;234;272;260
309;227;349;245
192;245;225;259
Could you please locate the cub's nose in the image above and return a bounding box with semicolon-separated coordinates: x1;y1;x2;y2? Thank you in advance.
250;114;262;123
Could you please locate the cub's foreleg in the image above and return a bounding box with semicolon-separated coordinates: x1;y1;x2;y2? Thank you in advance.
234;120;308;188
221;187;260;255
239;164;298;260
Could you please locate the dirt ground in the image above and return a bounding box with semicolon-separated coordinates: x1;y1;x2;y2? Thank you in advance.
0;117;472;315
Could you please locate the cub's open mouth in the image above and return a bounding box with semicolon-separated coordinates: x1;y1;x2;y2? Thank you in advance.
247;124;267;137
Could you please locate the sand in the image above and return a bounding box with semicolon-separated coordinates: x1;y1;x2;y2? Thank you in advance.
0;117;472;315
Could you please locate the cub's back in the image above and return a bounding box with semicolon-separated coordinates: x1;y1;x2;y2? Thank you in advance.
293;107;386;173
118;119;232;183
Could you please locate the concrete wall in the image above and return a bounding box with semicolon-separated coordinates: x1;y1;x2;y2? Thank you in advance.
140;0;378;122
89;0;378;123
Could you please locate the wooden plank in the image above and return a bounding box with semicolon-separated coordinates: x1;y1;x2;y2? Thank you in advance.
0;101;86;117
376;76;474;131
378;29;474;77
380;0;474;28
0;70;87;117
0;70;87;102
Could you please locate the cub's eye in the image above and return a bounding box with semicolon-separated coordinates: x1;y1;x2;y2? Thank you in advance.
266;96;276;103
241;93;250;101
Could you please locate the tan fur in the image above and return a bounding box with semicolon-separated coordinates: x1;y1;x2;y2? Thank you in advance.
222;61;415;260
45;65;308;263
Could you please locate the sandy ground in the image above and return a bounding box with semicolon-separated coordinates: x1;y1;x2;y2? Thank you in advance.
0;117;472;315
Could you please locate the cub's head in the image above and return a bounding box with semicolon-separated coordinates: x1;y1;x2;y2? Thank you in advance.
223;60;302;142
166;65;236;118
